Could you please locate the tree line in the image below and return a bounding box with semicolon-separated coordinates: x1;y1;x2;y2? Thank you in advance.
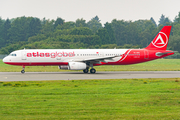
0;13;180;54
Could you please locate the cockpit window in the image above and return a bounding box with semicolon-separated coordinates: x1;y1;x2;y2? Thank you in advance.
9;54;17;56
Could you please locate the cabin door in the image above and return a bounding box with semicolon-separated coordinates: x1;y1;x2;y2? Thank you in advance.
21;50;27;60
99;52;104;57
144;50;149;59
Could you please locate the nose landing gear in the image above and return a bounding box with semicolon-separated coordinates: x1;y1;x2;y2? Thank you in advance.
21;66;25;74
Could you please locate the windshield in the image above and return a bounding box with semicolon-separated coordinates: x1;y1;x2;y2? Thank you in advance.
9;54;17;56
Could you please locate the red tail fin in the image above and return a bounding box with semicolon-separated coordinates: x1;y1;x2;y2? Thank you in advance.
145;26;171;50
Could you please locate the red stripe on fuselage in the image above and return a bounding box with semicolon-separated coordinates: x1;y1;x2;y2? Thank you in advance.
3;62;69;66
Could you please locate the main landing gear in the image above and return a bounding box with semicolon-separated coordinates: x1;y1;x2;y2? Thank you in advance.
83;67;96;74
83;68;89;73
90;68;96;74
21;66;25;74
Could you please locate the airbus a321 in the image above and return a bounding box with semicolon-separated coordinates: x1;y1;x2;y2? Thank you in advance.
3;26;174;74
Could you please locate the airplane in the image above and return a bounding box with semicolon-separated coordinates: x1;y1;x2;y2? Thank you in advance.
3;26;174;74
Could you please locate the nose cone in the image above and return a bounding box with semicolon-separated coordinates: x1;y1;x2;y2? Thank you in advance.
3;57;8;63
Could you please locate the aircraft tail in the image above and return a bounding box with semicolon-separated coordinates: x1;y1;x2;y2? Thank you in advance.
145;26;171;50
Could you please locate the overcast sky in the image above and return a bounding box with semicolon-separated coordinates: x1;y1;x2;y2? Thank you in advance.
0;0;180;25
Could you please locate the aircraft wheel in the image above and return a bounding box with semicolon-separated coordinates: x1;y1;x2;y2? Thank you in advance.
83;68;89;73
90;68;96;74
21;70;25;74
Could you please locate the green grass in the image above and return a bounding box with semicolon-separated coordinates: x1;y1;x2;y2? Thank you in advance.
1;59;180;72
0;78;180;119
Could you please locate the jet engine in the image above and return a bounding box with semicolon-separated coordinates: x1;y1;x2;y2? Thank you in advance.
59;62;86;70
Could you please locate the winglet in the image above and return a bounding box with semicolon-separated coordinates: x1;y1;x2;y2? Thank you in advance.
145;26;171;50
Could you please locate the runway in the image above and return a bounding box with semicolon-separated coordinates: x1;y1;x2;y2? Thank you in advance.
0;71;180;81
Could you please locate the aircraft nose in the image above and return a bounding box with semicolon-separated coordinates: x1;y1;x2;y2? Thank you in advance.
3;57;8;63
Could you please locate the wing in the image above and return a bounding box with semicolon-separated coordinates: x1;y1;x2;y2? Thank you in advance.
75;55;121;64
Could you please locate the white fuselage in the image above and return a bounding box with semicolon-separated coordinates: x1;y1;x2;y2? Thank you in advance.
3;49;129;66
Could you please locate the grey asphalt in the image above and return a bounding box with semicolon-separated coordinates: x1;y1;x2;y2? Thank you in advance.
0;71;180;81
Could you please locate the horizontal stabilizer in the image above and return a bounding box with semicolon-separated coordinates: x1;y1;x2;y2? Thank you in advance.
156;51;175;56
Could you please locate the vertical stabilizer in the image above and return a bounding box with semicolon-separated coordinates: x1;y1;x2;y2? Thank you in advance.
145;26;171;50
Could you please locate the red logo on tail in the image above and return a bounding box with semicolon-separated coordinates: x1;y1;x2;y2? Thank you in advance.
152;32;168;48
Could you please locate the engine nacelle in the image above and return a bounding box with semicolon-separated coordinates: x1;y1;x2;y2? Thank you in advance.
69;62;87;70
59;62;86;70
